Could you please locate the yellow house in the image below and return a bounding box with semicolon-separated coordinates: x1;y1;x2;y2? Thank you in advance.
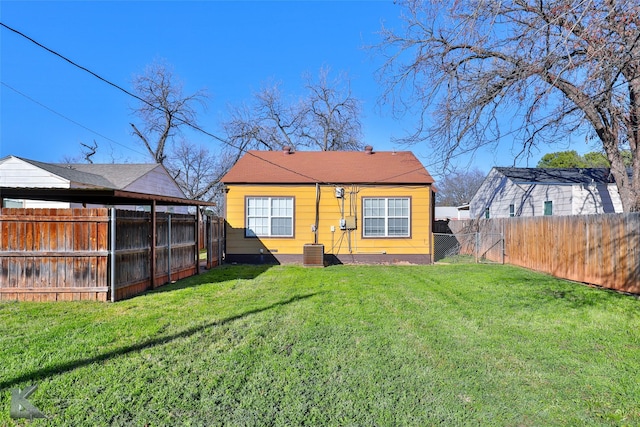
220;146;435;265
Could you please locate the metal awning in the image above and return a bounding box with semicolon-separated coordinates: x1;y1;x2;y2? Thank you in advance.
0;187;216;207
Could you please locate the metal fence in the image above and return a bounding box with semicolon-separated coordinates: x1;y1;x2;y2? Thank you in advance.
434;232;504;264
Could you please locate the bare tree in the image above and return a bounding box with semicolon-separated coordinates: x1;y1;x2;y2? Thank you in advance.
81;140;98;164
130;60;207;164
223;67;363;152
302;67;363;151
377;0;640;211
61;140;98;163
435;168;485;206
165;140;229;214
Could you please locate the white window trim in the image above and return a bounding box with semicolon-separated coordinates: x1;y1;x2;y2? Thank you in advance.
362;197;411;238
245;196;294;238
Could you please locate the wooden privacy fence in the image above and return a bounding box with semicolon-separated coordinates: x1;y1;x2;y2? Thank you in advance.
204;215;224;270
0;208;225;302
0;208;110;301
450;214;640;294
114;210;200;300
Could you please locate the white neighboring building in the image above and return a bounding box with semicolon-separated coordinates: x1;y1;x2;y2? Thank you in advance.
470;167;624;218
0;155;189;212
435;205;470;220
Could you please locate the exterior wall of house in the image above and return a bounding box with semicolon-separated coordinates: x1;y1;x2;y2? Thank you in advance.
471;169;625;218
225;183;433;264
470;169;508;218
122;166;189;214
1;156;72;208
0;156;70;188
471;169;574;217
123;166;186;199
2;198;71;208
435;206;470;220
571;183;623;214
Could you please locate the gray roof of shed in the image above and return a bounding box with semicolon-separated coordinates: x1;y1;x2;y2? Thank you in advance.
63;163;159;189
3;156;214;207
20;158;160;190
21;158;117;188
495;167;616;184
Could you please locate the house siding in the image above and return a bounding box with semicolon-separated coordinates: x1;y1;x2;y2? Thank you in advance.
123;166;186;199
0;156;70;188
225;184;433;263
571;183;623;214
473;179;572;218
470;168;624;218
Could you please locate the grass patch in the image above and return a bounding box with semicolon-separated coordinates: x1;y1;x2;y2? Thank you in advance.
435;254;476;264
1;264;639;425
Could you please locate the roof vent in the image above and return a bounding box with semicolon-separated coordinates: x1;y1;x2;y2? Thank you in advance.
282;146;292;155
364;145;373;155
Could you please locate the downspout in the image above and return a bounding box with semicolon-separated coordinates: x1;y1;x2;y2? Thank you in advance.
314;183;320;244
429;186;434;263
109;207;116;302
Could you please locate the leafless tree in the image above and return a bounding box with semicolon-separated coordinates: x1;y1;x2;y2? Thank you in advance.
165;140;229;215
130;60;207;164
376;0;640;211
61;140;98;163
81;140;98;164
302;67;363;151
223;67;363;152
435;168;485;206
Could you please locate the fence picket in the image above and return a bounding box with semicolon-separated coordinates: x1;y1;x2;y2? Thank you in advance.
449;214;640;294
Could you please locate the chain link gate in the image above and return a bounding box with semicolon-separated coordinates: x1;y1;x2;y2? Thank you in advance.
434;232;504;264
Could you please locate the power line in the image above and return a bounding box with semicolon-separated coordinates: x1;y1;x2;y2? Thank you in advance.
1;81;148;158
0;21;330;182
2;20;636;185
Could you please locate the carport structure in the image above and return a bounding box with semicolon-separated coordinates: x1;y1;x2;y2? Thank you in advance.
0;187;220;301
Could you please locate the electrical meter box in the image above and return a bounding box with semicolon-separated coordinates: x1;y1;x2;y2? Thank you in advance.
344;216;357;230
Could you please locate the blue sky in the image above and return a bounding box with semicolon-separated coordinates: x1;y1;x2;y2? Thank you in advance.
0;1;588;178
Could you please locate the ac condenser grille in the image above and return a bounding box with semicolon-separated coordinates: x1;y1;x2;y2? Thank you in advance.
303;244;324;267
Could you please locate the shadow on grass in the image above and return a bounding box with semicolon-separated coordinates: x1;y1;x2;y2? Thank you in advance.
0;292;318;391
149;264;274;295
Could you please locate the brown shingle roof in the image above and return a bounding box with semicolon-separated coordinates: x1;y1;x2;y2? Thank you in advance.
221;148;434;185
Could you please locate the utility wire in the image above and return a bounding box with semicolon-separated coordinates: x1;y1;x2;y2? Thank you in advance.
2;20;637;185
0;21;228;144
1;81;148;158
0;21;327;182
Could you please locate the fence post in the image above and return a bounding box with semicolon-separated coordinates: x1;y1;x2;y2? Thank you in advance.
501;220;505;264
167;213;172;283
196;208;201;274
109;207;116;303
206;215;213;269
475;232;480;263
218;217;224;266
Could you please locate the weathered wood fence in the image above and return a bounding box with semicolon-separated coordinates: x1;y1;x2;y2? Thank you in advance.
449;213;640;294
0;208;225;301
0;208;110;301
113;210;200;300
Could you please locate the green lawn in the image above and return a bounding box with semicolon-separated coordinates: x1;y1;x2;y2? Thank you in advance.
1;264;639;426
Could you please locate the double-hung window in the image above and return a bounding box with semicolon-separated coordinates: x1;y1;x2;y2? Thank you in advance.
363;197;410;237
246;197;294;237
